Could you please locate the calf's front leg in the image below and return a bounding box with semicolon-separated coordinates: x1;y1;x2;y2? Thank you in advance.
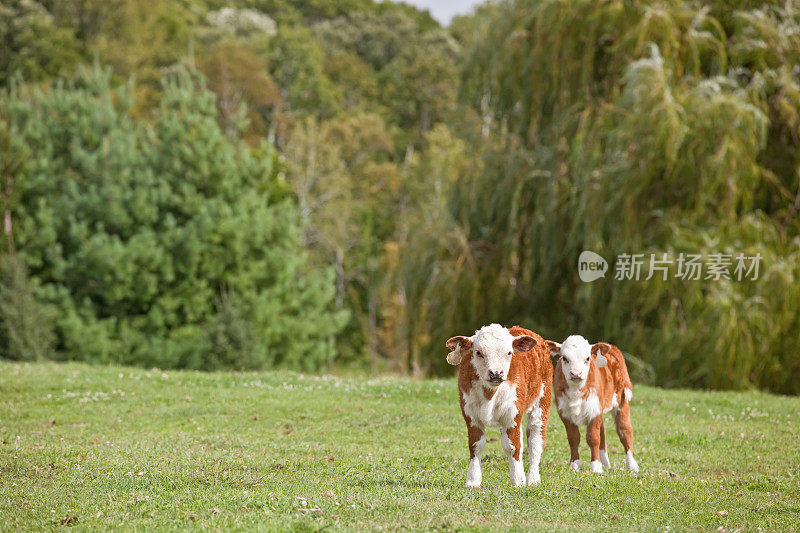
563;418;581;471
501;417;526;487
465;423;485;488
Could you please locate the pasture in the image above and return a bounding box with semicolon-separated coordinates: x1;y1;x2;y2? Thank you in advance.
1;361;798;531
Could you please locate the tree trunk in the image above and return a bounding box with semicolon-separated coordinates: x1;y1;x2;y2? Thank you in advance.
335;247;345;308
367;290;378;372
3;175;13;252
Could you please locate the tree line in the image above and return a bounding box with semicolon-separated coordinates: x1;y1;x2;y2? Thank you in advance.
1;0;798;393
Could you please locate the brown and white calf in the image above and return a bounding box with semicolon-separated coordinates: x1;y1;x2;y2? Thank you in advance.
445;324;553;488
547;335;639;473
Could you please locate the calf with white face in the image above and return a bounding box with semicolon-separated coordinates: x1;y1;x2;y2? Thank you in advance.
549;335;639;474
446;324;553;488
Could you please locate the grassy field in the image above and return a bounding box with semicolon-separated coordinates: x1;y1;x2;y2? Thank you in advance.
1;362;798;531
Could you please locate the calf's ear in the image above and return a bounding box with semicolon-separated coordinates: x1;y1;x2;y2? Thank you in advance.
446;336;472;351
445;336;472;365
512;335;537;352
591;342;612;368
545;340;561;357
545;340;562;364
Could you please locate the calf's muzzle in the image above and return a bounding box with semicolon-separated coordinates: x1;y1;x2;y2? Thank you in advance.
488;370;505;383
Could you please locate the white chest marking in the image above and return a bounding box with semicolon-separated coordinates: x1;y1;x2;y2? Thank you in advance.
557;387;601;426
462;381;519;429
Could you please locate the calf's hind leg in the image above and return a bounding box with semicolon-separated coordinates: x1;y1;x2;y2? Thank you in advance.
526;384;551;485
502;416;526;487
525;407;544;485
614;403;639;472
586;417;604;473
599;420;611;469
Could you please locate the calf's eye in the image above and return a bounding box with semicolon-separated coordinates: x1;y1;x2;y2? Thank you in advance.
507;351;512;356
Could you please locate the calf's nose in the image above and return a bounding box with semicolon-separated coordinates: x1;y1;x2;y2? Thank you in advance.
488;369;504;380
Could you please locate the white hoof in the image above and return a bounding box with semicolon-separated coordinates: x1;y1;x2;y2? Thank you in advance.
599;449;611;469
624;450;639;472
526;471;541;486
466;458;482;488
509;458;525;487
569;459;581;471
590;460;603;473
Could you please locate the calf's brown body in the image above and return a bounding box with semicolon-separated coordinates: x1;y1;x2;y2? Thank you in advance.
552;340;639;473
450;325;553;487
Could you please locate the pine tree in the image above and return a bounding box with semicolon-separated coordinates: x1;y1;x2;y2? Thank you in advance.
2;65;347;371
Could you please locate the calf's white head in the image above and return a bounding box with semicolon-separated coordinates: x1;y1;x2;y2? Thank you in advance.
446;323;537;387
547;335;611;386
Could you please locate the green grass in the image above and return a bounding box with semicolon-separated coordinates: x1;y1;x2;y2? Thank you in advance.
1;362;798;531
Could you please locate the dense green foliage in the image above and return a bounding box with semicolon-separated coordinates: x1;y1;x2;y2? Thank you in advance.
3;361;799;530
0;255;55;360
1;0;799;390
1;66;344;370
395;0;800;392
0;0;81;85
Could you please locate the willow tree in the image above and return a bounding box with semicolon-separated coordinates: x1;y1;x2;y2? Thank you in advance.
398;0;800;392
